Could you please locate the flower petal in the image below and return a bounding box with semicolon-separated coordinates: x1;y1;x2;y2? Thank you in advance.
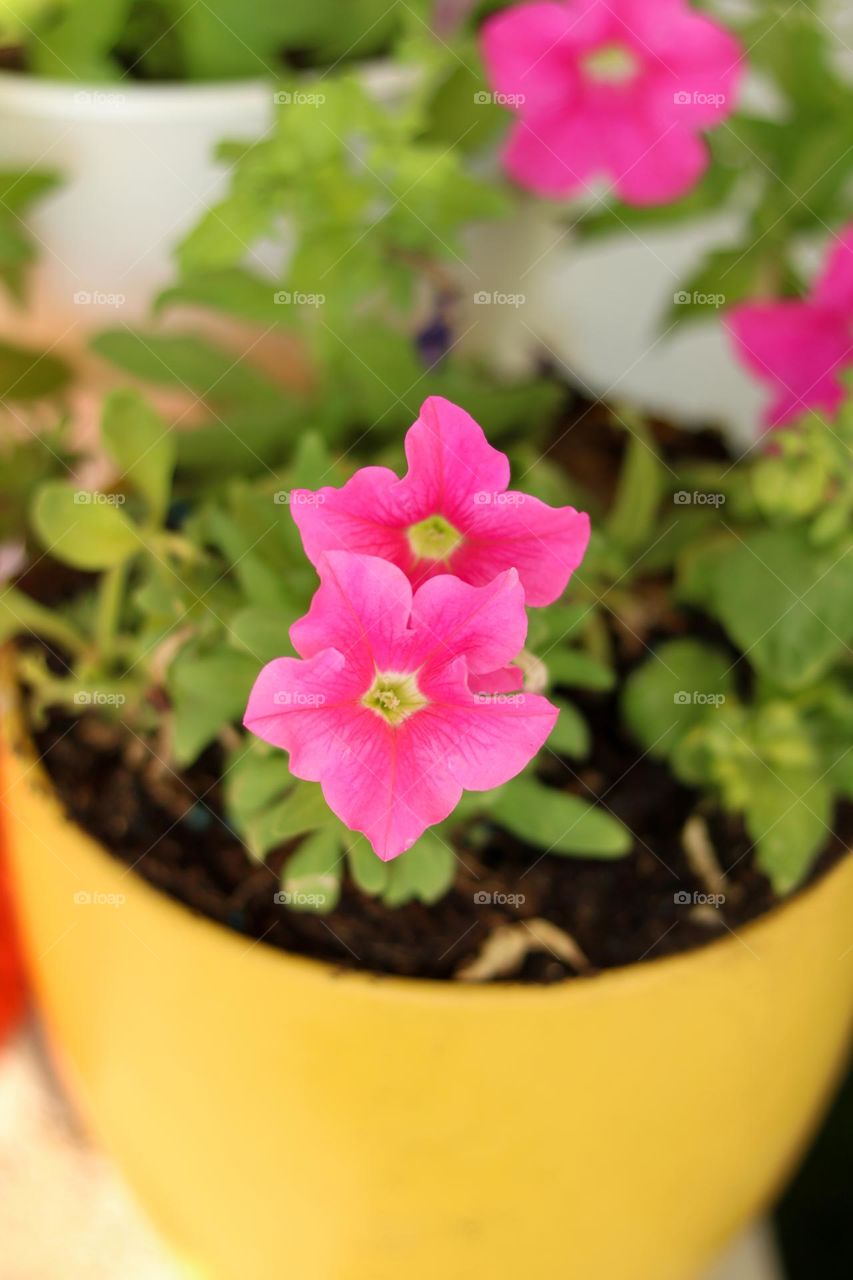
290;552;413;678
726;302;851;426
452;494;591;606
502;114;603;197
290;466;408;571
410;568;527;675
812;225;853;315
396;395;511;519
468;666;524;695
416;657;559;791
608;118;708;205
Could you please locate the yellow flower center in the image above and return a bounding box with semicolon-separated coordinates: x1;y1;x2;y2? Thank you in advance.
581;42;640;85
362;671;428;726
406;513;463;562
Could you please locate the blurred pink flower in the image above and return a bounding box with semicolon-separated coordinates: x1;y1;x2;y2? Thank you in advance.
480;0;742;205
244;553;557;859
727;226;853;427
291;396;589;607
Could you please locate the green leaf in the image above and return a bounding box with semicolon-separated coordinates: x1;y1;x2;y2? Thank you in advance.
382;830;457;907
31;481;139;569
28;0;133;80
547;648;615;691
699;528;853;690
547;698;590;759
346;833;390;896
101;389;175;523
224;747;291;831
157;269;295;327
622;639;733;759
606;419;665;553
0;340;70;400
747;771;832;895
281;828;343;914
492;778;631;857
244;781;331;860
169;648;259;766
228;606;297;665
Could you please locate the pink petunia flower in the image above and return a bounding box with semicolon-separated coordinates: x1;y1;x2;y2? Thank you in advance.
727;226;853;428
291;396;589;607
243;552;558;859
480;0;743;206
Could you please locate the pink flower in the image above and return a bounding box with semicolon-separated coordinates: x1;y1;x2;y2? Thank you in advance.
243;553;558;860
727;226;853;428
480;0;743;206
291;396;589;607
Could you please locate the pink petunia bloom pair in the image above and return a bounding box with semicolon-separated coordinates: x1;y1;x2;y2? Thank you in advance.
480;0;743;206
727;225;853;428
244;397;590;859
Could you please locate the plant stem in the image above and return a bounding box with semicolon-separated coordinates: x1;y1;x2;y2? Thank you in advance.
95;562;127;662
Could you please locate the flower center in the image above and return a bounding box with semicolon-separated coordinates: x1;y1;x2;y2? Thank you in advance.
406;513;463;562
362;671;428;726
580;42;639;85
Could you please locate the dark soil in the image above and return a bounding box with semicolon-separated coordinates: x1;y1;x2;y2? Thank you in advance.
20;405;852;983
30;695;850;984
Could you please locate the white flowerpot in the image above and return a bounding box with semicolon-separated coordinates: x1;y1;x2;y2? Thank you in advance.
0;73;272;345
462;205;764;445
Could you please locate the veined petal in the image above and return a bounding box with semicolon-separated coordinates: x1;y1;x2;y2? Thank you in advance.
290;552;413;677
290;465;409;570
467;665;524;695
416;657;559;791
410;569;527;675
453;494;590;606
320;713;462;861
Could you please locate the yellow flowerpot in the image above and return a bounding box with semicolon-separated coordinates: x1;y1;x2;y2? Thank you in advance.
2;693;852;1280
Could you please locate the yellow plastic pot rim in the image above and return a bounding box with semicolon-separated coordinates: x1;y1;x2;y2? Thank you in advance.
3;673;850;1008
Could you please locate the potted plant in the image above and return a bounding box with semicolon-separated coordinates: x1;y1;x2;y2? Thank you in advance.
1;371;851;1279
0;0;411;336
